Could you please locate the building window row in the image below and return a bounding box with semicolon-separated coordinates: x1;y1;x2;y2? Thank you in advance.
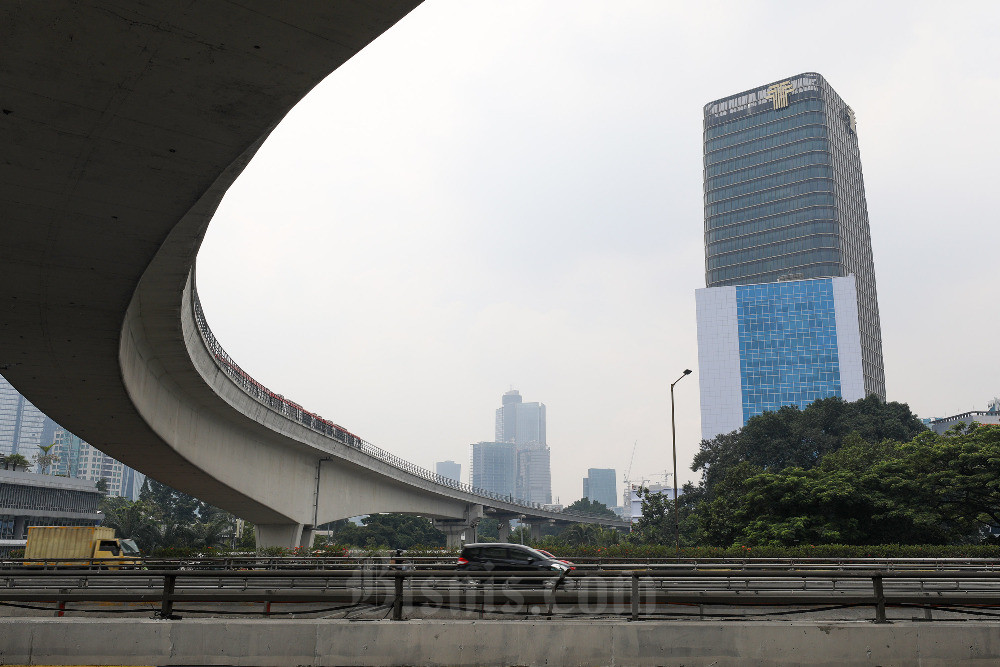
0;484;99;514
705;138;830;178
705;124;828;166
705;206;836;244
707;233;839;271
707;192;836;231
0;515;97;540
706;162;833;203
708;262;843;288
705;177;835;216
707;247;841;284
704;107;827;153
704;98;826;140
707;220;838;257
705;150;830;193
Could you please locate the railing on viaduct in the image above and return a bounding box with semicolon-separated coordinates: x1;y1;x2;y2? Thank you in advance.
191;286;615;523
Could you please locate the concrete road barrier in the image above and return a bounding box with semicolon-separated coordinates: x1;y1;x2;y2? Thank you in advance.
3;618;1000;666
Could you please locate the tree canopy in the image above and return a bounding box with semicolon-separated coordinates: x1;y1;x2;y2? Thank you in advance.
693;396;927;493
563;498;618;519
99;478;236;553
693;424;1000;546
1;453;30;471
320;514;446;550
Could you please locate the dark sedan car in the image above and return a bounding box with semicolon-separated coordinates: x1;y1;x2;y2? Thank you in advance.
456;543;570;572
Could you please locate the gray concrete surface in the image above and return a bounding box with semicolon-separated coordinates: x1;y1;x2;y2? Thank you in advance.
0;1;626;548
2;618;1000;665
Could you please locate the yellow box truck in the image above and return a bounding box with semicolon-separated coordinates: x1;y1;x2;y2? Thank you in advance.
24;526;140;567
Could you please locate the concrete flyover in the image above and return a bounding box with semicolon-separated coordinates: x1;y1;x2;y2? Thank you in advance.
0;1;628;548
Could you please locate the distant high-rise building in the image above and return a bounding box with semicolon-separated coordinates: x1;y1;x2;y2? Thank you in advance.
52;430;85;477
516;445;552;505
697;73;884;440
435;460;461;482
493;390;551;504
51;430;145;500
0;375;144;500
583;468;617;510
0;375;50;458
470;442;516;497
495;389;546;446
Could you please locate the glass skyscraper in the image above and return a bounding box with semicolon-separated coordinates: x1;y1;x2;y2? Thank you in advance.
435;460;461;483
470;441;516;497
495;389;547;446
697;73;883;439
583;468;618;510
0;375;49;458
493;389;551;504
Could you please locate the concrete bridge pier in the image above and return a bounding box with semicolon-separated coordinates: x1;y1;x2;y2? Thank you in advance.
519;519;549;542
530;522;543;541
433;521;470;549
497;519;511;542
434;504;484;548
256;524;311;550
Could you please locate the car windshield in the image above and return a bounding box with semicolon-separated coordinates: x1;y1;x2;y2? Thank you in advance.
536;549;555;558
119;539;141;555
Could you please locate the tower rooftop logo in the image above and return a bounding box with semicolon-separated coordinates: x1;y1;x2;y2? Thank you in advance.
765;80;795;109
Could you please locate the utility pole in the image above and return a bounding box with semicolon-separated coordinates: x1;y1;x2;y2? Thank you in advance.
670;369;692;555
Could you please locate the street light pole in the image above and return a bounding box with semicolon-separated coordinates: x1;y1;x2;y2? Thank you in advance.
670;369;692;555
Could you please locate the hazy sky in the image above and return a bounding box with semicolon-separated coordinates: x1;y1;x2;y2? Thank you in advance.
197;1;1000;506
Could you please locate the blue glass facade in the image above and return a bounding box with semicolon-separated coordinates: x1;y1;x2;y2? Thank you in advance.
736;279;841;421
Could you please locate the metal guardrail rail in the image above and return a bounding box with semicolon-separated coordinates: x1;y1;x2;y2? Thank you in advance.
191;285;614;523
6;555;1000;572
7;566;1000;623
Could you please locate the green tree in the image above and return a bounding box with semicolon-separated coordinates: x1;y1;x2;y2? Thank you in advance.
140;478;203;524
559;523;622;547
321;514;446;550
187;516;232;550
905;425;1000;535
509;526;532;544
475;517;500;541
136;478;240;551
99;497;157;551
693;396;927;495
32;443;59;474
633;483;701;546
563;498;618;519
2;453;30;471
237;523;257;550
693;427;1000;547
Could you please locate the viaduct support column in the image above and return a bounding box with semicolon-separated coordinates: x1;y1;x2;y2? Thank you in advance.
529;522;543;542
256;523;307;550
433;521;468;549
433;504;483;549
497;519;511;543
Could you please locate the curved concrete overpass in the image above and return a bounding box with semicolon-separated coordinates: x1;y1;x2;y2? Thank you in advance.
0;1;628;547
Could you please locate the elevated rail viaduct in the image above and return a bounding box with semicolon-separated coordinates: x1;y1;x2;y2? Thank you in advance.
0;1;627;548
